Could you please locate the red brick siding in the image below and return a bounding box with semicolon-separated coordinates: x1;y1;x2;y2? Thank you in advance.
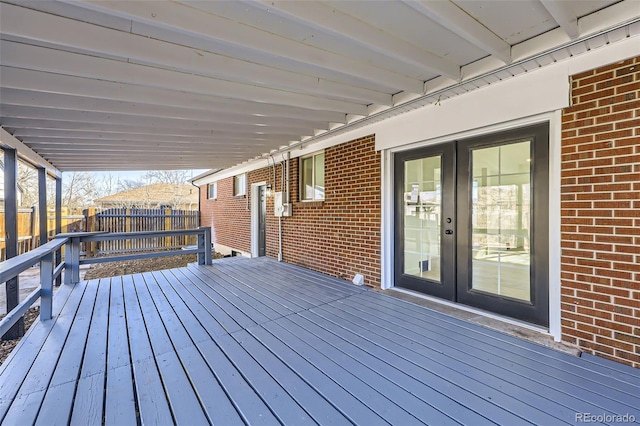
200;175;252;253
561;56;640;367
201;135;381;287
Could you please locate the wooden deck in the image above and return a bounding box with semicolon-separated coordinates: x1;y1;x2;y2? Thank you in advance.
0;257;638;425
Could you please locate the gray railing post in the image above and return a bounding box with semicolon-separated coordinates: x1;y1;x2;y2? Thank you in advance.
204;227;212;266
65;235;81;284
197;227;212;265
197;230;205;265
40;252;54;321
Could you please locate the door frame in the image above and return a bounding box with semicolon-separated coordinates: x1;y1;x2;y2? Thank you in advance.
250;181;267;257
393;142;456;300
380;113;562;337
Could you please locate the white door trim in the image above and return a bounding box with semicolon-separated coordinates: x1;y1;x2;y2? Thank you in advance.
380;112;561;340
250;181;267;258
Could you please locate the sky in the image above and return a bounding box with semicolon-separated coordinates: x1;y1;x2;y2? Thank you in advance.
92;169;208;184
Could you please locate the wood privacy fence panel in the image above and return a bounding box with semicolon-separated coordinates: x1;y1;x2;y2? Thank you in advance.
1;207;198;259
0;208;84;261
91;208;199;254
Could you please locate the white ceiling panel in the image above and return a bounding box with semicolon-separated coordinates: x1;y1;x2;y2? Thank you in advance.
0;0;636;172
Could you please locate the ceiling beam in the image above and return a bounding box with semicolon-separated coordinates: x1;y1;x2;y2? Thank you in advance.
0;2;394;105
255;0;459;80
0;67;349;123
10;130;309;143
0;127;60;176
1;41;376;113
1;105;319;135
0;89;333;129
402;0;512;64
60;0;425;94
540;0;579;40
21;134;300;145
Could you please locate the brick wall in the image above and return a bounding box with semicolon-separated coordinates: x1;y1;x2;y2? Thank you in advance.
200;135;381;287
561;56;640;367
200;175;252;253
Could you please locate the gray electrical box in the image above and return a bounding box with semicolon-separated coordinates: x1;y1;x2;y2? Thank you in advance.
274;192;292;217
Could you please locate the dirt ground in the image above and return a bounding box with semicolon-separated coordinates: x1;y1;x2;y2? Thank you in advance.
0;252;224;365
83;253;211;280
0;307;40;365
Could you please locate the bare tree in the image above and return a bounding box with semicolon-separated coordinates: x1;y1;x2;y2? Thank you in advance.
117;178;144;193
142;170;190;185
16;161;38;207
99;172;121;197
62;172;100;213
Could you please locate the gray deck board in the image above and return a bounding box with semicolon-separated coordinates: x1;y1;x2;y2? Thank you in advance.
195;264;294;318
132;272;210;425
311;303;574;424
121;274;174;426
0;282;74;419
232;328;384;425
258;319;430;424
69;279;110;425
327;297;604;420
1;257;638;425
166;267;243;336
104;276;136;426
1;281;89;425
337;294;640;414
36;280;100;425
352;292;640;409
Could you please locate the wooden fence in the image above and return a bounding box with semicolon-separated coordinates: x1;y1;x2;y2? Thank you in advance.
89;208;200;254
0;207;84;261
0;207;199;259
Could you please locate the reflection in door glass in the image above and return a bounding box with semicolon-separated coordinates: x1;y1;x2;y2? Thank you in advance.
471;141;531;301
404;156;441;283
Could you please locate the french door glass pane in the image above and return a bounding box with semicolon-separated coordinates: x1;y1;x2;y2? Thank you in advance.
404;155;441;282
471;141;531;301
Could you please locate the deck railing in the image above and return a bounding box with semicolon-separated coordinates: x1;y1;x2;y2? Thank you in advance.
0;227;212;338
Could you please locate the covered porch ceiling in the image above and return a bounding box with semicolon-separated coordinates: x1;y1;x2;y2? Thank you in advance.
0;0;638;172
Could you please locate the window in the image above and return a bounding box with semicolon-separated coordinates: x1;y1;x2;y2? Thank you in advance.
207;182;217;199
300;151;325;201
234;174;246;196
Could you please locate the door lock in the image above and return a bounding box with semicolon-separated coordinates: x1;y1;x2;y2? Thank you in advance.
445;229;454;235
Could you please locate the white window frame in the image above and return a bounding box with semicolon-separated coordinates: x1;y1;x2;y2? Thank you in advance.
300;151;325;201
234;174;246;196
207;182;217;199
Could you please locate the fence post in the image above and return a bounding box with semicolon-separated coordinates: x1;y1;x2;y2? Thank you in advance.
85;207;96;257
125;208;131;250
40;252;54;320
164;208;172;248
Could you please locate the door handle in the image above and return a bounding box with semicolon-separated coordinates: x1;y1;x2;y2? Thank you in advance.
445;229;454;235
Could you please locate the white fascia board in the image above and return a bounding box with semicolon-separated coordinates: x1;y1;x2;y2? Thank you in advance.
565;33;640;76
0;127;61;177
193;124;377;186
375;34;640;151
374;65;568;151
195;31;640;186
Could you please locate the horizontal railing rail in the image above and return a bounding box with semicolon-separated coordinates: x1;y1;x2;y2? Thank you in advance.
0;227;212;338
0;237;68;337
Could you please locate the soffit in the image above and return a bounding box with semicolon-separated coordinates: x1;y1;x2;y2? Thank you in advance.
0;0;637;171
